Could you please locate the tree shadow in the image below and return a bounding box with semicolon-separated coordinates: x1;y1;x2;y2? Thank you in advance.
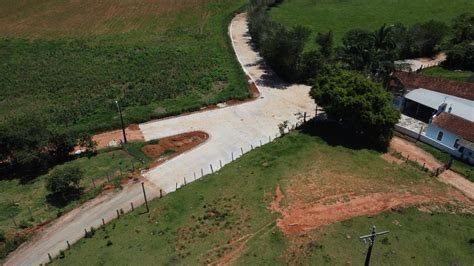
299;119;384;151
46;187;83;208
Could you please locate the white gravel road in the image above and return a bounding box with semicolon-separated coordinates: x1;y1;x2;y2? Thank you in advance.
3;13;315;266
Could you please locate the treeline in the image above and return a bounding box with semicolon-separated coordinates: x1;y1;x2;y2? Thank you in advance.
247;0;473;149
443;13;474;71
0;115;95;181
248;0;474;84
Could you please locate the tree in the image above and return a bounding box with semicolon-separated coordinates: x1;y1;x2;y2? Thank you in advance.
452;13;474;44
315;31;334;60
443;43;474;71
46;165;84;203
261;25;311;82
409;20;448;57
310;65;400;149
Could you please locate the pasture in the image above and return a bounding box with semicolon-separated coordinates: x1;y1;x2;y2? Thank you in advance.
51;123;474;265
270;0;474;46
0;0;248;135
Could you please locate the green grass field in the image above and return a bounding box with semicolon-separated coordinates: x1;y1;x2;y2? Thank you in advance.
422;66;473;82
51;124;473;265
270;0;474;47
0;0;248;135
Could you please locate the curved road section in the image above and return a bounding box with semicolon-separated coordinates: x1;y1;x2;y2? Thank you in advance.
4;13;315;266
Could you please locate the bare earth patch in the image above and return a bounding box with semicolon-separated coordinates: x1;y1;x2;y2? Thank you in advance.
142;131;208;158
380;153;404;165
389;137;442;171
93;124;144;149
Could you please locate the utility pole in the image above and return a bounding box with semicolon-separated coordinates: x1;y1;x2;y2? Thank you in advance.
359;225;389;266
141;182;149;213
115;100;127;144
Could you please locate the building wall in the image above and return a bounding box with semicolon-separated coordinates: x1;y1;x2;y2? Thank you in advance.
426;124;461;150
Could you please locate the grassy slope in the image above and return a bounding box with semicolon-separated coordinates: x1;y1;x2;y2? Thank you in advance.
422;66;473;82
0;0;248;134
270;0;474;47
0;149;142;236
52;129;473;265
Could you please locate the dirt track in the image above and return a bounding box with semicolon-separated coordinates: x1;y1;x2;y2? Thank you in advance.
389;136;474;199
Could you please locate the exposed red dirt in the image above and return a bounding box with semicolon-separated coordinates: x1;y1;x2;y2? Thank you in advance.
144;131;209;168
274;192;449;235
389;137;442;171
142;131;208;157
92;124;145;149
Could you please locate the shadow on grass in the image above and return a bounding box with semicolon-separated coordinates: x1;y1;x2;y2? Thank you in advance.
300;119;385;152
46;187;83;208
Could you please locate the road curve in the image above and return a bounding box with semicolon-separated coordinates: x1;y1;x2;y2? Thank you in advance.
3;13;315;266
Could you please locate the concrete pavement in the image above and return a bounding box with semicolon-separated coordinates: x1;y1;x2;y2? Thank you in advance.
3;13;315;266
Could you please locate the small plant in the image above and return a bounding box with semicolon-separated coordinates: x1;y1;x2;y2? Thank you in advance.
278;120;289;136
381;237;390;245
0;230;5;242
18;220;31;229
106;240;113;246
162;149;176;156
59;250;65;259
469;238;474;245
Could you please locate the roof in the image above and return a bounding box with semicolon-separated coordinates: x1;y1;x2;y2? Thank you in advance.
432;112;474;142
404;88;474;122
392;71;474;101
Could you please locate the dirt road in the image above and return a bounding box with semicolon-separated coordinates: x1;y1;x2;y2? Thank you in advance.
390;136;474;199
4;13;315;266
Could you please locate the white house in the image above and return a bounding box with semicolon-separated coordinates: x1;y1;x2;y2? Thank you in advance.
426;112;474;164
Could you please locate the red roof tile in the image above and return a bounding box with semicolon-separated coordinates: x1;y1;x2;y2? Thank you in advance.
432;112;474;142
392;71;474;101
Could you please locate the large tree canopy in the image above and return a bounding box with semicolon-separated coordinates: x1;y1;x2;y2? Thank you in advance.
310;66;400;150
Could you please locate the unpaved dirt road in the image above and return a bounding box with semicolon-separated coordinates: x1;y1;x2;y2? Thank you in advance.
390;136;474;199
4;13;315;266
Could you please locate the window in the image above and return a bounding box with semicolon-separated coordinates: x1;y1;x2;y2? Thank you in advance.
454;139;460;148
437;131;444;141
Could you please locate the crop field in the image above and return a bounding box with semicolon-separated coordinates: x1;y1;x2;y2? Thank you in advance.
0;0;248;135
270;0;474;46
51;123;474;265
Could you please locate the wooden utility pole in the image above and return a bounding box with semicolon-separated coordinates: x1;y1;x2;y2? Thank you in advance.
115;100;127;144
359;225;389;266
141;182;149;213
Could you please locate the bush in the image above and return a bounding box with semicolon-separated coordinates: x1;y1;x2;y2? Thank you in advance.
46;165;84;204
18;220;32;229
0;230;5;242
443;43;474;71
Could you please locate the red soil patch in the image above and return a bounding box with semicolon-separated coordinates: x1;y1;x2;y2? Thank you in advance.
143;131;209;167
274;192;449;235
92;124;145;149
389;137;442;171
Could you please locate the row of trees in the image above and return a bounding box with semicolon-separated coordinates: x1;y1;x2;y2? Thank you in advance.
0;115;95;182
443;13;474;71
